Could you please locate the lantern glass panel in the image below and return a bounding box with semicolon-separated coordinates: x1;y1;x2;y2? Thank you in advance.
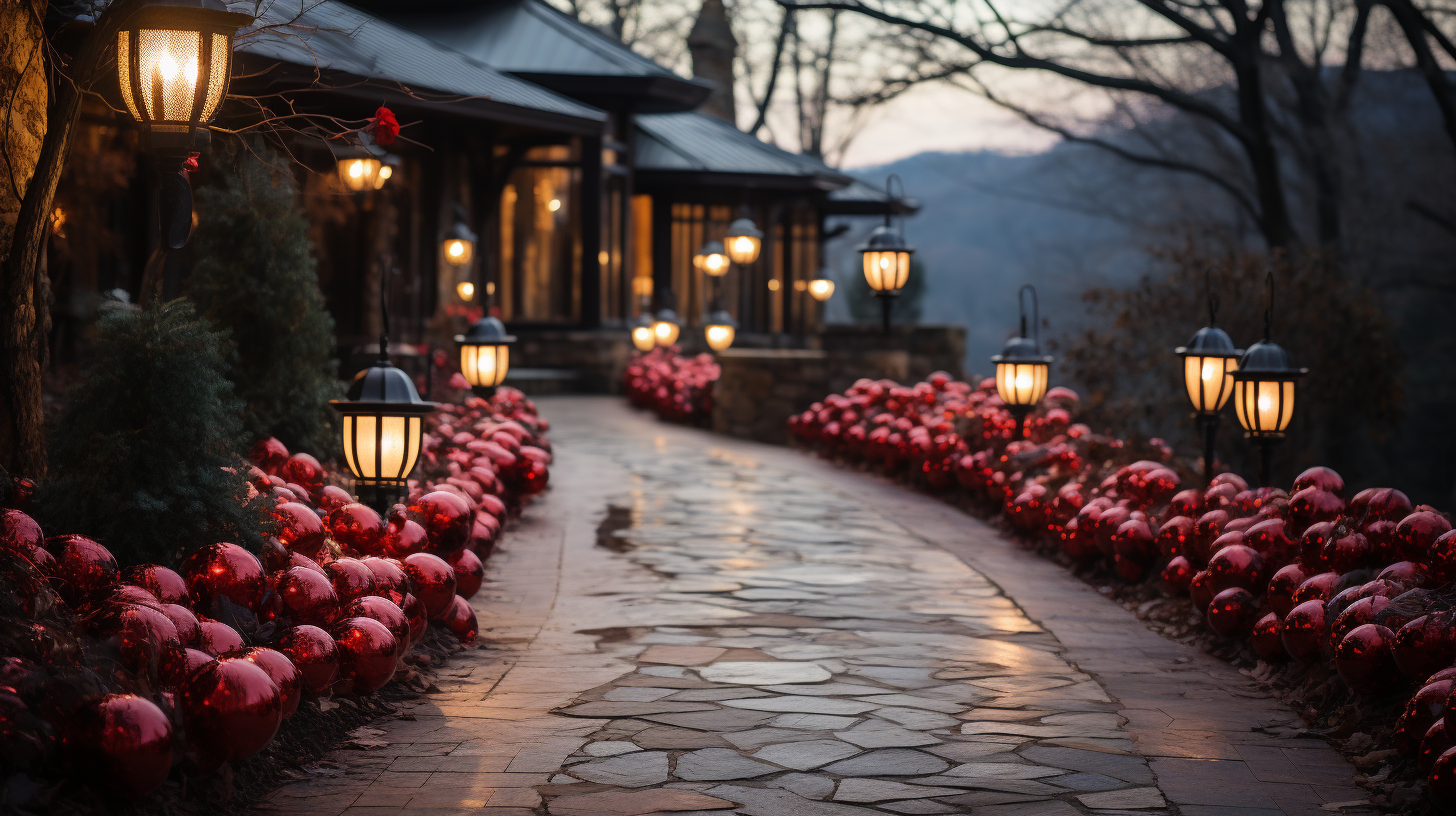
444;238;474;267
700;251;730;276
1233;378;1295;436
705;324;735;351
808;279;835;301
1182;355;1237;414
631;325;655;351
119;29;229;124
863;250;911;292
727;235;760;265
341;414;421;483
653;320;680;346
995;361;1049;407
460;344;509;389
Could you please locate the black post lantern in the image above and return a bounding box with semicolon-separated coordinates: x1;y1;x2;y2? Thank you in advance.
1231;272;1307;487
631;313;656;352
723;216;763;265
858;175;914;334
704;310;737;352
1175;271;1243;485
456;316;515;398
991;284;1053;440
331;280;436;513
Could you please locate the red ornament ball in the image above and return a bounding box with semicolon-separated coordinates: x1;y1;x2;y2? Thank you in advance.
1292;466;1344;496
332;617;398;693
63;693;174;799
249;437;289;474
182;657;283;760
160;603;200;646
447;548;484;600
409;491;472;554
181;542;265;614
272;502;328;557
281;453;326;494
1424;721;1455;774
1267;564;1310;619
194;619;245;656
324;558;377;607
1160;556;1194;595
1281;599;1329;663
341;596;411;659
403;552;457;619
1431;744;1456;806
401;593;427;645
276;624;339;693
275;566;340;627
384;519;429;558
47;534;119;607
0;508;42;551
360;556;408;606
1397;511;1453;562
317;485;354;513
1189;570;1217;613
1206;587;1258;638
328;504;386;556
440;595;479;645
1250;612;1284;661
238;647;302;719
1400;614;1456;681
1334;623;1396;694
1396;679;1454;755
124;564;189;605
160;647;216;689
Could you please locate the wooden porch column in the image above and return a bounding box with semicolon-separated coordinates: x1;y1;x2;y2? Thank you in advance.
579;134;603;328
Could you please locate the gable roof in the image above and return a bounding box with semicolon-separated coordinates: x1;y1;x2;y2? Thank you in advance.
827;178;922;215
238;0;607;133
362;0;711;111
634;112;852;190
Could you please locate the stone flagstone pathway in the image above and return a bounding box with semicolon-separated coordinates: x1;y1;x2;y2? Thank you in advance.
256;397;1373;816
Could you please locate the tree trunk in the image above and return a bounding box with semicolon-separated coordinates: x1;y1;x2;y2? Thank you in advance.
0;0;51;477
1385;0;1456;153
1232;54;1295;251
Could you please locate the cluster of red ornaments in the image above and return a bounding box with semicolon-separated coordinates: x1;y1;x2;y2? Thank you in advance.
624;348;719;423
789;373;1456;808
0;389;552;802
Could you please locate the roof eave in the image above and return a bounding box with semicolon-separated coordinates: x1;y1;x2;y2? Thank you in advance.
510;72;713;112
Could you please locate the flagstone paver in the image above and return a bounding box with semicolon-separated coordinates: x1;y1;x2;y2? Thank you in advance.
253;397;1373;816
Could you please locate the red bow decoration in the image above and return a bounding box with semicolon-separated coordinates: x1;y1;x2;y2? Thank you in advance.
370;106;399;146
183;152;200;173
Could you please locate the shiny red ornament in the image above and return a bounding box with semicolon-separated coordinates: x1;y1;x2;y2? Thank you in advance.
102;602;183;675
332;617;398;693
1189;570;1217;613
1206;587;1258;638
1167;489;1202;519
1281;599;1329;662
1431;531;1456;585
182;657;283;759
1379;560;1430;591
1292;466;1344;496
360;556;409;605
161;603;200;646
384;518;429;558
1289;487;1344;528
1397;511;1453;562
317;485;354;513
1207;543;1264;593
47;534;119;607
161;647;216;689
409;491;472;554
275;566;340;627
281;453;326;495
181;542;265;614
238;647;302;719
342;596;410;659
124;564;189;605
1334;623;1396;694
325;557;378;606
1251;612;1283;661
1;508;43;551
1266;564;1309;618
447;548;484;600
440;595;478;645
276;624;339;692
1350;487;1412;522
1244;518;1294;562
1330;596;1392;648
63;694;174;799
1424;721;1456;774
1299;521;1334;569
1293;571;1341;605
1160;555;1194;595
250;437;289;474
272;502;327;557
195;618;245;656
328;504;386;556
401;593;427;644
1397;614;1456;680
1323;532;1371;574
1396;679;1454;755
403;552;457;618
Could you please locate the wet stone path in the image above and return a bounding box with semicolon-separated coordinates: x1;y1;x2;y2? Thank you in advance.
256;397;1369;816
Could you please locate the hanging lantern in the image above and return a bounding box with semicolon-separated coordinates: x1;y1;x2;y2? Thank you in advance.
693;241;730;277
652;308;682;347
704;310;737;352
808;277;835;302
1174;273;1243;485
1231;272;1308;486
335;146;398;193
116;0;253;152
455;316;515;398
724;218;763;265
858;175;914;333
442;221;476;268
991;284;1053;439
630;314;656;352
330;363;435;512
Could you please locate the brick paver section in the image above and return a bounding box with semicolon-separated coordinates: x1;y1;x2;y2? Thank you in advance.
255;397;1373;816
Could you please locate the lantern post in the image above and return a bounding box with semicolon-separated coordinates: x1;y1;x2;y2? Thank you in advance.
1175;270;1243;485
1231;272;1307;486
858;175;914;334
991;285;1054;440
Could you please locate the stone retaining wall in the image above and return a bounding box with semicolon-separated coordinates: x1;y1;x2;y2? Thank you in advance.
711;349;828;444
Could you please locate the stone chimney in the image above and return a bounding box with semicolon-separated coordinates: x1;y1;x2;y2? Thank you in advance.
688;0;738;125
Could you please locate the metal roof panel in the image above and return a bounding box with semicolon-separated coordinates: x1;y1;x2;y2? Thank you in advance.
633;112;851;186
